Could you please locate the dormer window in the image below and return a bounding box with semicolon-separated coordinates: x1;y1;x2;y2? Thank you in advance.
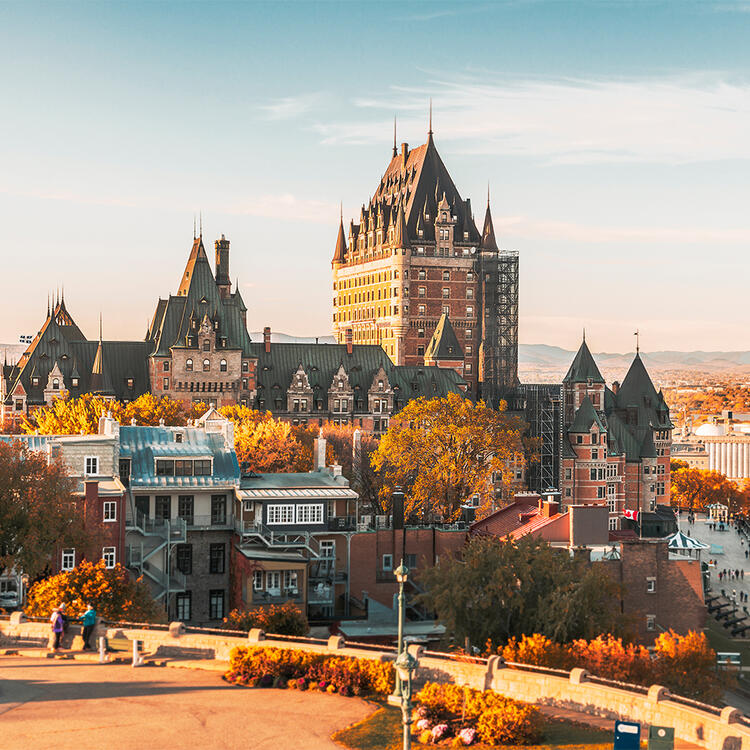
378;380;384;391
175;433;183;443
71;377;79;388
338;379;343;388
52;378;59;390
203;339;210;351
126;378;134;389
32;376;39;387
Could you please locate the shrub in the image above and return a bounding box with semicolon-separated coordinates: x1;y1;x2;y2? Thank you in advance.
224;645;395;696
221;602;308;636
414;682;542;746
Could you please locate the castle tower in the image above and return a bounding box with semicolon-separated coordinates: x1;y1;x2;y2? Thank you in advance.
215;234;231;299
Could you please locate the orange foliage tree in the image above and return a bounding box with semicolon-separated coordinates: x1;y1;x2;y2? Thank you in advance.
24;560;162;622
670;466;746;512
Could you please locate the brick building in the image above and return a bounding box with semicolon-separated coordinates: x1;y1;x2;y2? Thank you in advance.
331;123;519;404
559;338;673;531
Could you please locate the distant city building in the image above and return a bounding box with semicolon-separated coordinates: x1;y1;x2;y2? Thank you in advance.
331;123;519;405
680;419;750;479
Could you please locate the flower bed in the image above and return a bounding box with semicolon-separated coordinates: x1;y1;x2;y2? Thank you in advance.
224;645;395;697
413;682;542;746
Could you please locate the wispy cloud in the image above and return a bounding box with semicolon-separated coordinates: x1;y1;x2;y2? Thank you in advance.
228;193;337;224
259;92;327;121
0;185;136;208
315;73;750;165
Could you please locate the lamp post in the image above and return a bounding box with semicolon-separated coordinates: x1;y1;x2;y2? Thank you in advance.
389;560;409;702
395;649;418;750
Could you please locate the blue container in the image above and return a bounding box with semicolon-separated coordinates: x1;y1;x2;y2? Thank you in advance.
614;720;641;750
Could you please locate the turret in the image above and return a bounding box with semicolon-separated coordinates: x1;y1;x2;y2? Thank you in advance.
215;235;231;299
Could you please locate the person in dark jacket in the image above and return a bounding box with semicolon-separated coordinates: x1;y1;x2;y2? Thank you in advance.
50;607;64;652
81;604;97;650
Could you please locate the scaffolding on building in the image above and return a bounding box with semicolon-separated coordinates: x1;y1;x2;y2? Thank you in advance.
519;383;563;493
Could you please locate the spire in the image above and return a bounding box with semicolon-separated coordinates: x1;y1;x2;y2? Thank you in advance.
428;98;433;139
199;212;203;238
481;189;498;251
393;115;397;158
193;214;196;240
91;315;104;393
394;202;410;249
47;293;50;318
99;312;103;342
563;336;604;384
634;329;640;354
332;209;347;265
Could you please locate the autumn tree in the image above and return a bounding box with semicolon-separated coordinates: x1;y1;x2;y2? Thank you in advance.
23;393;209;434
24;560;162;622
670;466;744;512
0;441;91;578
371;393;526;522
419;535;624;650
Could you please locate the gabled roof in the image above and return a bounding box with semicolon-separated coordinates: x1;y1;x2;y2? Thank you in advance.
568;395;606;433
424;314;463;361
563;339;604;384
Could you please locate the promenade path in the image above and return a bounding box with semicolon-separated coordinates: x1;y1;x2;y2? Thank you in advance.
0;655;373;749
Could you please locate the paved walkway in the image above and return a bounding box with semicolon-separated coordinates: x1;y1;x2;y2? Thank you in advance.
0;656;373;749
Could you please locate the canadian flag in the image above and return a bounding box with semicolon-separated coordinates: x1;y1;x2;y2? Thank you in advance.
623;509;639;521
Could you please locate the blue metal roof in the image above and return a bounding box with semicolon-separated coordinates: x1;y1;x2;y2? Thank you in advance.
119;425;239;488
0;435;51;452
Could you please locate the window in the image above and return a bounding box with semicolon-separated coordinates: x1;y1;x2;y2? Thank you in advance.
253;570;264;591
590;468;597;480
203;359;210;372
576;435;583;444
565;488;572;497
242;361;249;372
211;495;226;525
266;571;281;594
178;495;194;525
417;328;425;338
466;306;473;317
442;288;450;298
418;286;426;297
646;614;656;631
382;554;393;571
209;543;225;574
186;358;193;372
163;377;169;389
656;482;665;496
220;359;227;372
155;495;171;520
597;486;606;499
32;376;39;387
268;504;295;524
102;546;116;569
119;458;131;486
296;504;324;524
418;305;425;316
176;544;192;575
84;456;99;476
283;570;299;592
417;345;425;356
163;361;170;372
442;305;449;315
466;345;472;355
564;468;572;481
418;269;426;280
465;363;472;373
203;339;210;352
52;378;60;390
61;548;75;571
442;270;450;281
71;378;79;388
465;328;472;339
405;553;417;569
126;378;134;389
466;288;474;299
646;578;656;593
592;449;598;460
176;592;191;622
467;271;474;282
103;501;117;522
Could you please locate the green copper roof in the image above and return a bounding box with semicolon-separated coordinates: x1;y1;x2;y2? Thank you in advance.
563;339;604;384
424;314;463;361
568;395;606;433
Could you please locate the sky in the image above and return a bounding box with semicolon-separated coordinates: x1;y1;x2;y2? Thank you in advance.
1;0;750;353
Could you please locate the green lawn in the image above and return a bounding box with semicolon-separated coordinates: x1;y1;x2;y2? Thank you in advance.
332;705;611;750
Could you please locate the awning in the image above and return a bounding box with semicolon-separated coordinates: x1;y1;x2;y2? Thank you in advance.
667;531;709;551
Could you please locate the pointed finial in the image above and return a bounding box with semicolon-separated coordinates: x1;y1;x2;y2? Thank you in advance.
393;115;397;157
99;312;103;342
583;327;586;343
487;182;491;208
634;329;640;354
199;212;203;238
340;202;343;222
61;284;64;303
193;214;196;240
428;98;433;137
47;293;50;317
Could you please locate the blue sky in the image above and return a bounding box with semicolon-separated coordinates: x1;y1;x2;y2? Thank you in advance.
2;0;750;352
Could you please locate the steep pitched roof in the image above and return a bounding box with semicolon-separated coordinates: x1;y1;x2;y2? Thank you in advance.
332;217;347;265
616;353;673;430
563;339;604;384
568;395;606;433
424;314;463;361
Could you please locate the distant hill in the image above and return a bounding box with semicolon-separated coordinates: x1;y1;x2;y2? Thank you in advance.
248;332;337;345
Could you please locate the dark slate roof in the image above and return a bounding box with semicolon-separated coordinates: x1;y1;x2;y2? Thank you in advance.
563;339;605;384
331;217;347;264
250;342;464;411
568;395;606;433
606;411;642;462
480;202;498;251
3;301;150;407
425;314;463;361
148;236;252;357
119;425;239;488
615;353;673;431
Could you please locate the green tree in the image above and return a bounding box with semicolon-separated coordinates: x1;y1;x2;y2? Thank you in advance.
0;440;90;578
371;393;526;522
419;535;624;650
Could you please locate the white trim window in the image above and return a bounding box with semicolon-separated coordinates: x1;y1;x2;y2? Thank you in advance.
267;504;295;524
103;501;117;522
283;570;299;592
84;456;99;476
102;546;116;569
61;548;75;571
382;554;393;571
320;540;336;559
253;570;264;591
296;504;324;524
266;571;281;595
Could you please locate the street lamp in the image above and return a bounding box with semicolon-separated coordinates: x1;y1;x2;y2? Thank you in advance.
389;560;409;703
395;649;418;750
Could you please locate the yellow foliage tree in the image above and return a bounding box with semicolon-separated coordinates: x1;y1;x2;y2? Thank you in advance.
24;559;162;622
670;466;745;512
371;393;526;521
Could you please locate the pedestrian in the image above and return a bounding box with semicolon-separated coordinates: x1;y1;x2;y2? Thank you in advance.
743;570;745;581
81;603;97;650
59;602;69;634
737;569;741;579
50;607;63;652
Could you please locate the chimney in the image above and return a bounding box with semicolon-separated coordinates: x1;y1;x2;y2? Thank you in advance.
612;381;620;395
263;326;271;353
401;142;409;167
215;235;231;299
345;328;353;355
313;433;326;471
392;486;405;530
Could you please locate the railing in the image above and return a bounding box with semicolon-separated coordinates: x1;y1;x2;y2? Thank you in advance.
252;591;303;605
127;513;186;543
184;515;233;530
327;516;357;531
308;585;334;604
140;563;187;594
236;519;320;557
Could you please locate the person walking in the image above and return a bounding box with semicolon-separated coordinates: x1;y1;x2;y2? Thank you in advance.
50;607;64;652
81;604;97;650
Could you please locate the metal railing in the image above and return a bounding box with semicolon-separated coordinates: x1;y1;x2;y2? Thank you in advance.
183;514;232;530
236;519;320;557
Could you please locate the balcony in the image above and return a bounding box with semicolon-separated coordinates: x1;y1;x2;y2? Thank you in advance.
327;516;357;531
252;590;303;605
308;583;334;604
181;514;233;531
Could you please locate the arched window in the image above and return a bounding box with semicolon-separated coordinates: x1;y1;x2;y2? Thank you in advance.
52;378;59;390
186;359;193;372
220;359;227;372
203;359;210;372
